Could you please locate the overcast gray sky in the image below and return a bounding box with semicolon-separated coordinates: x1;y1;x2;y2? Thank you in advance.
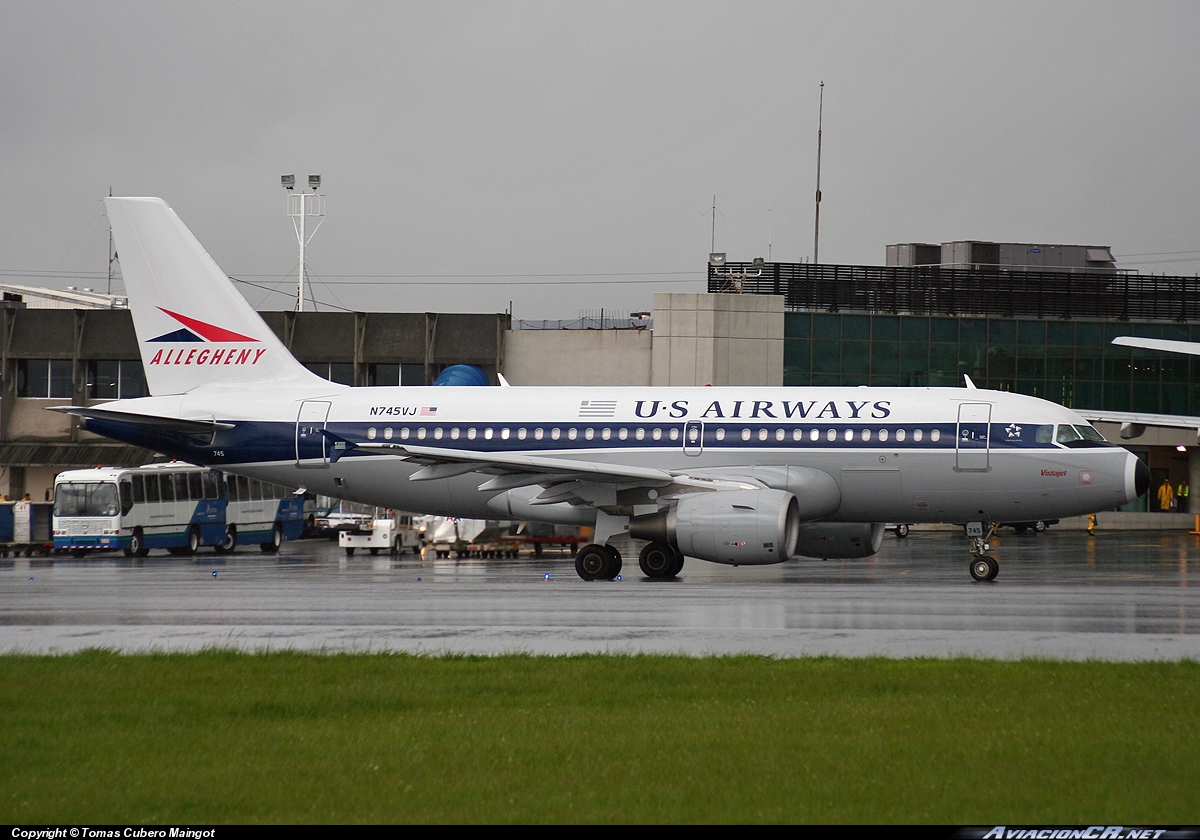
2;2;1197;319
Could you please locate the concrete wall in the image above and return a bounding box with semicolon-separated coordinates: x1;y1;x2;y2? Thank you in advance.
650;292;784;386
504;329;651;386
504;293;785;387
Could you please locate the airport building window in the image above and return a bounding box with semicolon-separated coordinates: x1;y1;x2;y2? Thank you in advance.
783;312;1200;415
17;359;74;398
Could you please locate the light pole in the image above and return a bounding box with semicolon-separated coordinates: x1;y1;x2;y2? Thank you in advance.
282;174;326;311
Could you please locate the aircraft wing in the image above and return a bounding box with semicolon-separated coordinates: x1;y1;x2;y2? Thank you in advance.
1077;408;1200;442
327;434;760;499
1111;336;1200;356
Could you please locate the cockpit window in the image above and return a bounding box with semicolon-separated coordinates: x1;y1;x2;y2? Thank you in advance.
1056;425;1082;445
1057;423;1115;448
1075;425;1107;442
1035;425;1055;444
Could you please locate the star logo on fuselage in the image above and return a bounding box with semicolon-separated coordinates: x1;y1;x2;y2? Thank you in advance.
1005;423;1022;438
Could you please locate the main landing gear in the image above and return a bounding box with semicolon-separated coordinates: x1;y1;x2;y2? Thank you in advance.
966;521;999;582
638;541;685;579
575;543;622;581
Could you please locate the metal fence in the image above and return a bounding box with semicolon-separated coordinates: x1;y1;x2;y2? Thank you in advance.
707;262;1200;322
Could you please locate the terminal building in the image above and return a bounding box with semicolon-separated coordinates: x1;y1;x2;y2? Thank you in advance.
3;239;1198;519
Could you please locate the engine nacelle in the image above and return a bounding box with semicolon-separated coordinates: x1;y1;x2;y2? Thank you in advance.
629;488;800;565
792;522;885;559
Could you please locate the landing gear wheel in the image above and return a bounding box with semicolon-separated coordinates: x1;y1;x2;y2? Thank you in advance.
215;525;237;554
969;555;999;582
575;544;610;581
260;523;282;553
895;524;909;538
669;548;685;577
602;545;622;580
1033;520;1047;533
639;542;676;578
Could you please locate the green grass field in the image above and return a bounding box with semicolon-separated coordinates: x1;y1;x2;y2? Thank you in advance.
1;652;1196;823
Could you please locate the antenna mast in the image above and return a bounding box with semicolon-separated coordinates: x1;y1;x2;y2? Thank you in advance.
813;81;824;264
107;186;115;295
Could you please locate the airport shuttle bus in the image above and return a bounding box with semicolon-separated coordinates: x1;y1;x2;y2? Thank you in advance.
52;464;305;556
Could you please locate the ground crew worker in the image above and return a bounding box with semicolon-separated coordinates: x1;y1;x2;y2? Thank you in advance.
1178;480;1190;513
1157;478;1175;512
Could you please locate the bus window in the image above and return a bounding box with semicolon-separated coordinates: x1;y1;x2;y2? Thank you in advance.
237;475;250;501
54;482;120;517
174;473;190;502
119;480;133;516
160;474;175;503
189;472;203;501
145;474;160;503
249;479;262;501
203;472;219;500
131;474;145;504
225;475;237;502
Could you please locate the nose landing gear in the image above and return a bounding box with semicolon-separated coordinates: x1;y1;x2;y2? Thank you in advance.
966;521;999;582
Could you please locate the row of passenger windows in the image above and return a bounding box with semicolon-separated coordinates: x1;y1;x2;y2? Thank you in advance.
364;425;947;444
124;472;293;505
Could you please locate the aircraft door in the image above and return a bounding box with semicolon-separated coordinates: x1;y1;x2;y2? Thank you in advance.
683;421;703;456
296;400;332;468
956;403;991;471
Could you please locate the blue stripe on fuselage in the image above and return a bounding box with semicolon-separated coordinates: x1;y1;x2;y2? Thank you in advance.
84;416;1062;468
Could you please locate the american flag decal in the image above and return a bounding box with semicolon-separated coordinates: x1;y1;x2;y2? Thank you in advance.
579;400;617;418
420;406;438;416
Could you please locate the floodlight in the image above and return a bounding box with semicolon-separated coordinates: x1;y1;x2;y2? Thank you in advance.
309;175;321;191
281;174;295;190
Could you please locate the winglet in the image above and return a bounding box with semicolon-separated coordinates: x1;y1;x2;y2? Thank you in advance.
497;372;511;387
964;374;977;389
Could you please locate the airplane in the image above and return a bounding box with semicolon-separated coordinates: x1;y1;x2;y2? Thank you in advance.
53;197;1149;582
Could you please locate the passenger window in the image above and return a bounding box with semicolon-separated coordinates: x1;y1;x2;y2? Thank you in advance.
879;429;889;442
551;428;560;440
913;429;923;442
119;480;134;516
792;429;802;441
225;476;238;502
237;475;250;501
189;472;203;500
827;429;837;441
433;428;443;440
741;429;751;441
653;428;663;441
618;428;628;440
534;428;544;441
131;474;145;504
931;429;941;442
810;429;819;441
400;427;410;440
160;475;175;503
601;428;611;441
249;479;262;501
174;473;190;501
636;428;646;440
144;474;160;503
203;472;219;500
896;429;906;442
567;428;577;440
669;428;679;441
384;427;393;440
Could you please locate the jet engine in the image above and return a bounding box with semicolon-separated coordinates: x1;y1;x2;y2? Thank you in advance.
792;522;885;559
629;488;800;565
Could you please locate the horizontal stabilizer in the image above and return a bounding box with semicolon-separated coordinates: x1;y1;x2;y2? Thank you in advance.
47;406;234;432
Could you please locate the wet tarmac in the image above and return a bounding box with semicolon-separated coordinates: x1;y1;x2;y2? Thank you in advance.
2;530;1198;660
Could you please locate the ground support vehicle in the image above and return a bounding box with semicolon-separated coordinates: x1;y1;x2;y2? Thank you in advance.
340;512;424;555
53;464;304;556
0;502;54;557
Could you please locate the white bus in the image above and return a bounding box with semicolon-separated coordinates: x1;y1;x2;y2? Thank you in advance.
53;464;305;556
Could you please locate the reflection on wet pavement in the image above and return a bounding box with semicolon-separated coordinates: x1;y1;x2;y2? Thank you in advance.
2;531;1197;660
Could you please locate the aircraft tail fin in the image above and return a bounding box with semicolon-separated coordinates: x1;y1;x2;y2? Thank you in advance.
105;196;329;395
